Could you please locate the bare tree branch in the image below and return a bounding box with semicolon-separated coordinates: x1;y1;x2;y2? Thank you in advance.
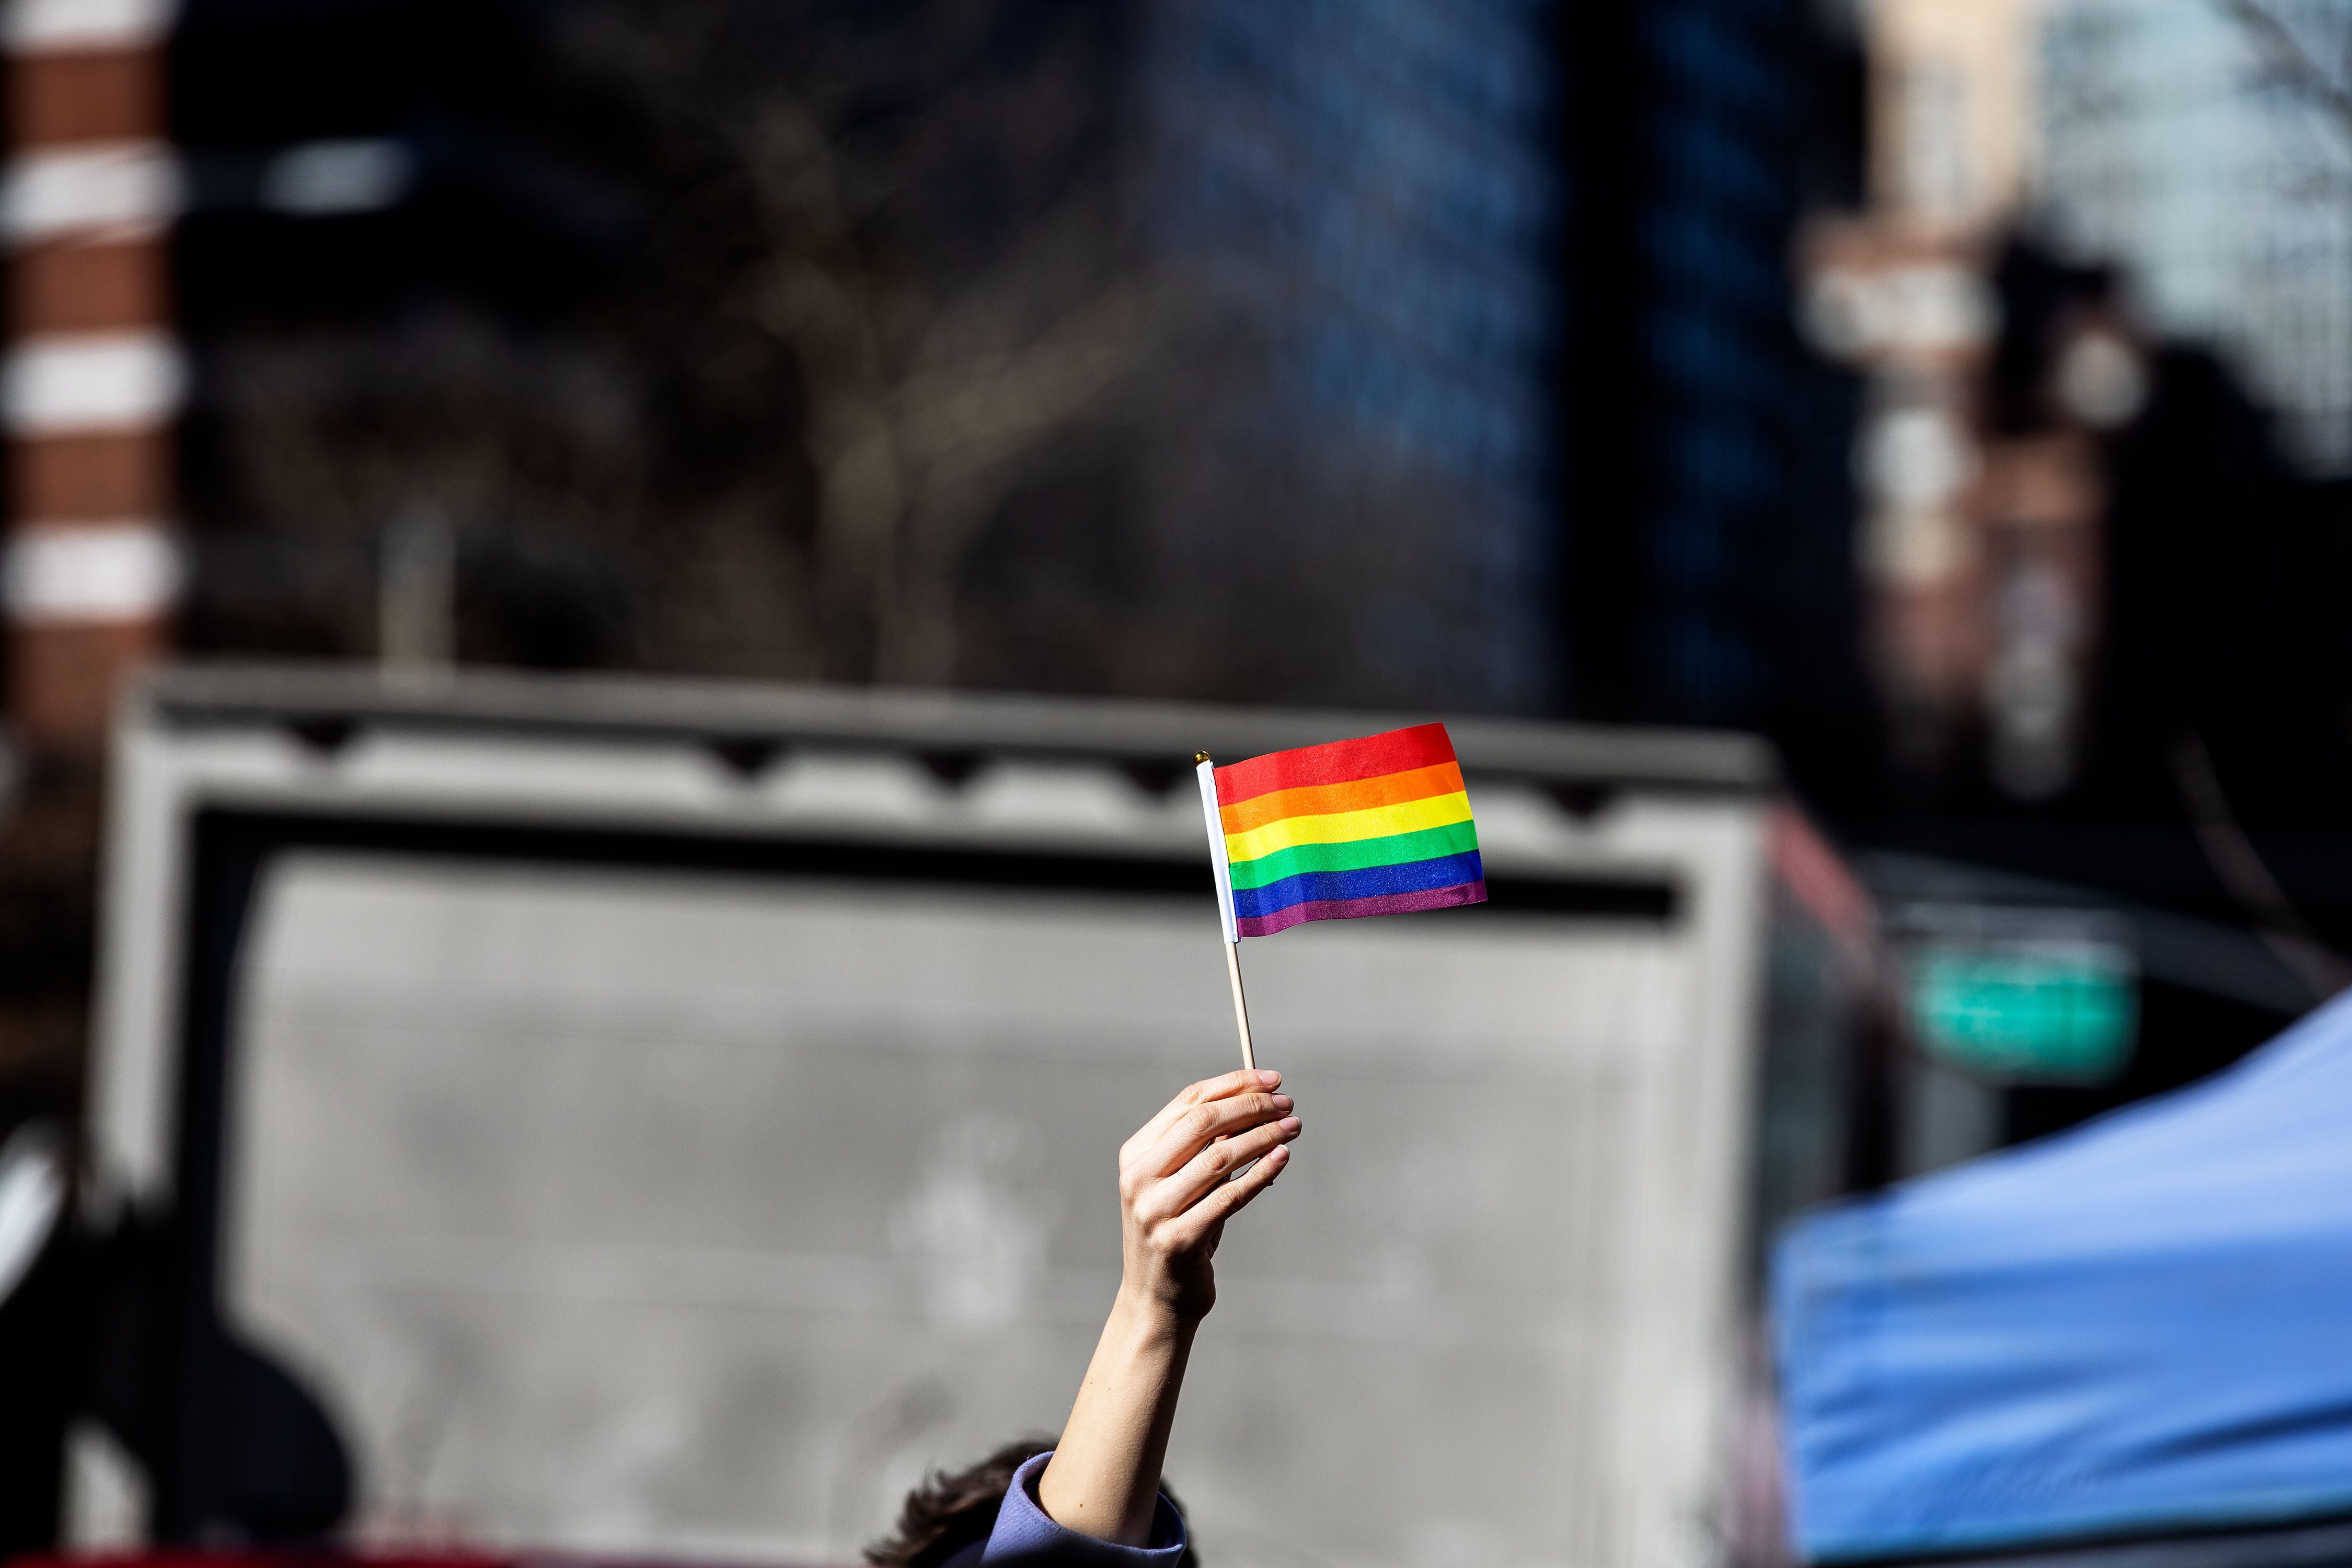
2213;0;2352;143
559;0;1143;685
2170;730;2352;1001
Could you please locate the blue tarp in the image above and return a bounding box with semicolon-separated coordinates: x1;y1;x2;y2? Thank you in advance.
1773;990;2352;1562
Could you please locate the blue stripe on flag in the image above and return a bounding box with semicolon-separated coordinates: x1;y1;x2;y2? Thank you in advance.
1229;851;1486;920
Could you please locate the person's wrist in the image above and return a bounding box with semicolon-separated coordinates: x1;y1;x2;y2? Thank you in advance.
1113;1278;1203;1340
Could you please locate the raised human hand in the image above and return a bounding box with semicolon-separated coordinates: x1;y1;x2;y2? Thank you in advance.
1040;1067;1302;1544
1114;1067;1301;1325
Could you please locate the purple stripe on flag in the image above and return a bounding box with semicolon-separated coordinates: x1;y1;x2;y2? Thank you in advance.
1234;879;1488;938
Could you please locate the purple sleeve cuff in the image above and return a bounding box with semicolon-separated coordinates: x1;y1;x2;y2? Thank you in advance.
975;1450;1189;1566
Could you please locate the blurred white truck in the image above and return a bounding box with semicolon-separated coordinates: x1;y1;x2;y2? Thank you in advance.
80;665;1856;1568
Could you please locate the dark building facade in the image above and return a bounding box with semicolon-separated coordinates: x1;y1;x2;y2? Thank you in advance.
1140;0;1562;712
163;0;1869;742
163;0;1569;713
1561;0;1874;803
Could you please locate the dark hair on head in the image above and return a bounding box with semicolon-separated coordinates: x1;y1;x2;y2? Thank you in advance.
866;1438;1053;1568
864;1438;1195;1568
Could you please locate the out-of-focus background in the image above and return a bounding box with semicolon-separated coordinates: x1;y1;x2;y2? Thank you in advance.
7;0;2352;1565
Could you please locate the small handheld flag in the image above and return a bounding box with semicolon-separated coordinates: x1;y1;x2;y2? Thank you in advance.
1193;723;1486;1067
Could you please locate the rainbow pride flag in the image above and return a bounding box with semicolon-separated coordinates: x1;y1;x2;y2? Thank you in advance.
1194;723;1486;938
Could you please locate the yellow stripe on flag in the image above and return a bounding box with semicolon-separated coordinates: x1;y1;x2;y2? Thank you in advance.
1222;790;1474;863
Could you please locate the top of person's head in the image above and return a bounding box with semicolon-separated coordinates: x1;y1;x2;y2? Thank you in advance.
864;1438;1195;1568
865;1439;1052;1568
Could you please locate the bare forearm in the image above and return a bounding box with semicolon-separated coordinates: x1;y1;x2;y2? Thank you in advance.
1038;1291;1198;1544
1036;1069;1296;1547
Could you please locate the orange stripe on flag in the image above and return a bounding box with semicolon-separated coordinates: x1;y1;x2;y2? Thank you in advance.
1218;760;1466;835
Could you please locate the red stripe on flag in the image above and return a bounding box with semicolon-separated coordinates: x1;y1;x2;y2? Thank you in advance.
1215;723;1459;806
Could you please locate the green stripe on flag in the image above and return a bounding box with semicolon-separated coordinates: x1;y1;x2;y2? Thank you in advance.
1227;819;1480;890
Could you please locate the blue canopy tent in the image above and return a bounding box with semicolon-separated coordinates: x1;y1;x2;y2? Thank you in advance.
1774;990;2352;1563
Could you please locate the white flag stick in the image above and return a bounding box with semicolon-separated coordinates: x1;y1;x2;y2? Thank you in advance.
1195;752;1255;1071
1223;938;1255;1074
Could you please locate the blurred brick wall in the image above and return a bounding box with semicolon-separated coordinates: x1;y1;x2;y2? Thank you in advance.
0;0;185;1133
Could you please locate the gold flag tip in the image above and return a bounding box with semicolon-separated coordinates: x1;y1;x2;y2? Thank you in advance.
1194;751;1212;765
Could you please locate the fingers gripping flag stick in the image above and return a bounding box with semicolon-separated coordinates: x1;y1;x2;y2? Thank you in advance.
1194;723;1489;1068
